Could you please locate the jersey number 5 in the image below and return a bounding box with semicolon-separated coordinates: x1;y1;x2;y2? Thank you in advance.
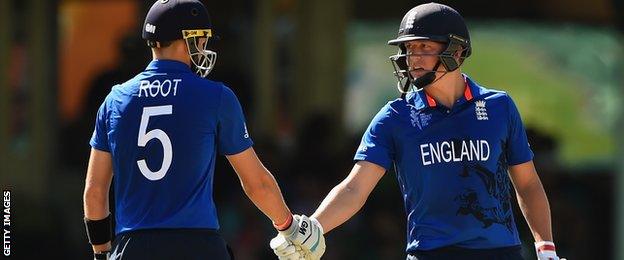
137;105;173;181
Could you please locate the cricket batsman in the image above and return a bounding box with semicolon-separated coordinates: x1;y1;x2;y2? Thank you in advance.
82;1;296;259
271;3;564;260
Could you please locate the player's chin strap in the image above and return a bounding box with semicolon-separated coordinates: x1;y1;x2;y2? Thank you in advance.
400;60;448;99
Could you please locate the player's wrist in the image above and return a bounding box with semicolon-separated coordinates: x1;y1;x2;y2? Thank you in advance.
309;216;325;235
275;214;296;236
534;241;561;260
85;213;112;245
93;250;110;260
534;240;555;251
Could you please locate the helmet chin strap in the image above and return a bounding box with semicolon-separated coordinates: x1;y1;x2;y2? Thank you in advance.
411;60;446;90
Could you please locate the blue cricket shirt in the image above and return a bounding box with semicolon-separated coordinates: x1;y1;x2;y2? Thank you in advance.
355;74;533;252
90;60;253;235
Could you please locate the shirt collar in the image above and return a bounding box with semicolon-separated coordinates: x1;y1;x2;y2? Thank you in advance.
145;59;192;72
407;73;479;110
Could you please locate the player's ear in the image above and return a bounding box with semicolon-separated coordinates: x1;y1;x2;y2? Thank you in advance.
177;39;188;52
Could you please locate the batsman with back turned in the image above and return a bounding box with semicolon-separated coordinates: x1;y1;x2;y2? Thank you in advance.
83;1;298;259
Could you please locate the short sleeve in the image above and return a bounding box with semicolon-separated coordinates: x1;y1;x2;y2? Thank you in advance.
506;96;534;165
89;100;111;152
353;104;395;170
217;86;254;155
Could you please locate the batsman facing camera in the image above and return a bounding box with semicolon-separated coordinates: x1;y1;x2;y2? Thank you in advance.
268;2;565;260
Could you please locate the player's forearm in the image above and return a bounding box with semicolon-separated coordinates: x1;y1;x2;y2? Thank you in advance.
84;149;113;220
243;172;292;226
83;149;113;253
312;182;366;234
84;187;112;252
515;180;553;242
83;186;110;220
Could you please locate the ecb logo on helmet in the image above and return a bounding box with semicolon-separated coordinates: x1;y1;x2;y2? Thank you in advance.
405;11;417;29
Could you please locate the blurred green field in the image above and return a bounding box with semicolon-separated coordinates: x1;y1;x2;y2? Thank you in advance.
347;21;622;167
465;22;621;165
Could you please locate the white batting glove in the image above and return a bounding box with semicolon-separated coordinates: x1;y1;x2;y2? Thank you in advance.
535;241;565;260
270;234;305;260
284;215;326;260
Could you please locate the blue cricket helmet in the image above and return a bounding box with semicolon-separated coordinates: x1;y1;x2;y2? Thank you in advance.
388;3;471;92
142;0;217;77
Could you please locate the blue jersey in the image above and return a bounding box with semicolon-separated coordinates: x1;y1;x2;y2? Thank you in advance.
90;60;253;235
355;75;533;251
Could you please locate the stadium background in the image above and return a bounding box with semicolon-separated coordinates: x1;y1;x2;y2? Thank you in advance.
1;0;623;259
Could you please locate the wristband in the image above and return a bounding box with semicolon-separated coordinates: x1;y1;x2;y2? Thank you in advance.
535;241;556;252
274;214;293;231
85;214;112;245
94;251;110;260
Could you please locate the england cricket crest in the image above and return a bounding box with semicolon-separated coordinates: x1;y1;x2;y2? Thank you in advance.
405;10;418;29
475;100;488;120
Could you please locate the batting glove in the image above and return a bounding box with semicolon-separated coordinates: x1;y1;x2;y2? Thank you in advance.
535;241;565;260
284;215;325;260
270;233;305;260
